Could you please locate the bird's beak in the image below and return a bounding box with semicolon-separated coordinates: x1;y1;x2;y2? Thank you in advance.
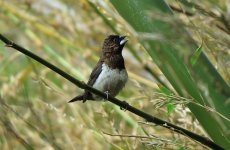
119;36;128;45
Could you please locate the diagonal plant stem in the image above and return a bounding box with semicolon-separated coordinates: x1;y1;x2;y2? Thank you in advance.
0;34;224;150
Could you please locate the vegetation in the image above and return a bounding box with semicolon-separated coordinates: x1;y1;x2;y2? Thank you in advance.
0;0;229;149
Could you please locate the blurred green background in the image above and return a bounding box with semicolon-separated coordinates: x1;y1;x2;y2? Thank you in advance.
0;0;229;149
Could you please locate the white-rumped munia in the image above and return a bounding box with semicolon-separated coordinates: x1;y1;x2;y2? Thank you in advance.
69;35;128;103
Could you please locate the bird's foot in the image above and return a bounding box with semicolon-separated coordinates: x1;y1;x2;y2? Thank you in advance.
103;91;109;101
120;101;129;111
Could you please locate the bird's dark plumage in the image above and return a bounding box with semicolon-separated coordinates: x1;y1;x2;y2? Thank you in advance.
69;35;128;103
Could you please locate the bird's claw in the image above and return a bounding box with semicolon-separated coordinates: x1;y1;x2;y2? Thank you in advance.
120;101;129;111
103;91;109;101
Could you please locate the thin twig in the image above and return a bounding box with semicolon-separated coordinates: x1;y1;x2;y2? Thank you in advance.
0;34;224;150
103;131;187;148
103;131;173;143
169;4;194;16
103;131;158;140
170;3;230;35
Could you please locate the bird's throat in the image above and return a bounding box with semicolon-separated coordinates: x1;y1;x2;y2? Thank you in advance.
104;54;125;70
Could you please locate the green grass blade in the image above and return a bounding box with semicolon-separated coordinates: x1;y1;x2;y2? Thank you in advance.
190;41;203;66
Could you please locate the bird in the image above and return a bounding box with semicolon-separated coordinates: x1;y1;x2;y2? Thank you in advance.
69;35;128;103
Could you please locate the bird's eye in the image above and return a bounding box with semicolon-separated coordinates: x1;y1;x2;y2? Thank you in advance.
112;38;117;43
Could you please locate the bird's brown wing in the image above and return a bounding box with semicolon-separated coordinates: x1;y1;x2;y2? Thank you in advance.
69;60;103;103
83;60;103;101
87;60;103;86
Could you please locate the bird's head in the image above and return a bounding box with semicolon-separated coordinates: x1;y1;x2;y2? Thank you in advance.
102;35;128;55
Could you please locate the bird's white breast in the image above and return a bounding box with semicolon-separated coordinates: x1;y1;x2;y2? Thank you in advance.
93;63;128;98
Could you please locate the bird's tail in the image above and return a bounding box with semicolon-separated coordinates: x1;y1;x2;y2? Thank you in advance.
68;95;85;103
68;93;93;103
